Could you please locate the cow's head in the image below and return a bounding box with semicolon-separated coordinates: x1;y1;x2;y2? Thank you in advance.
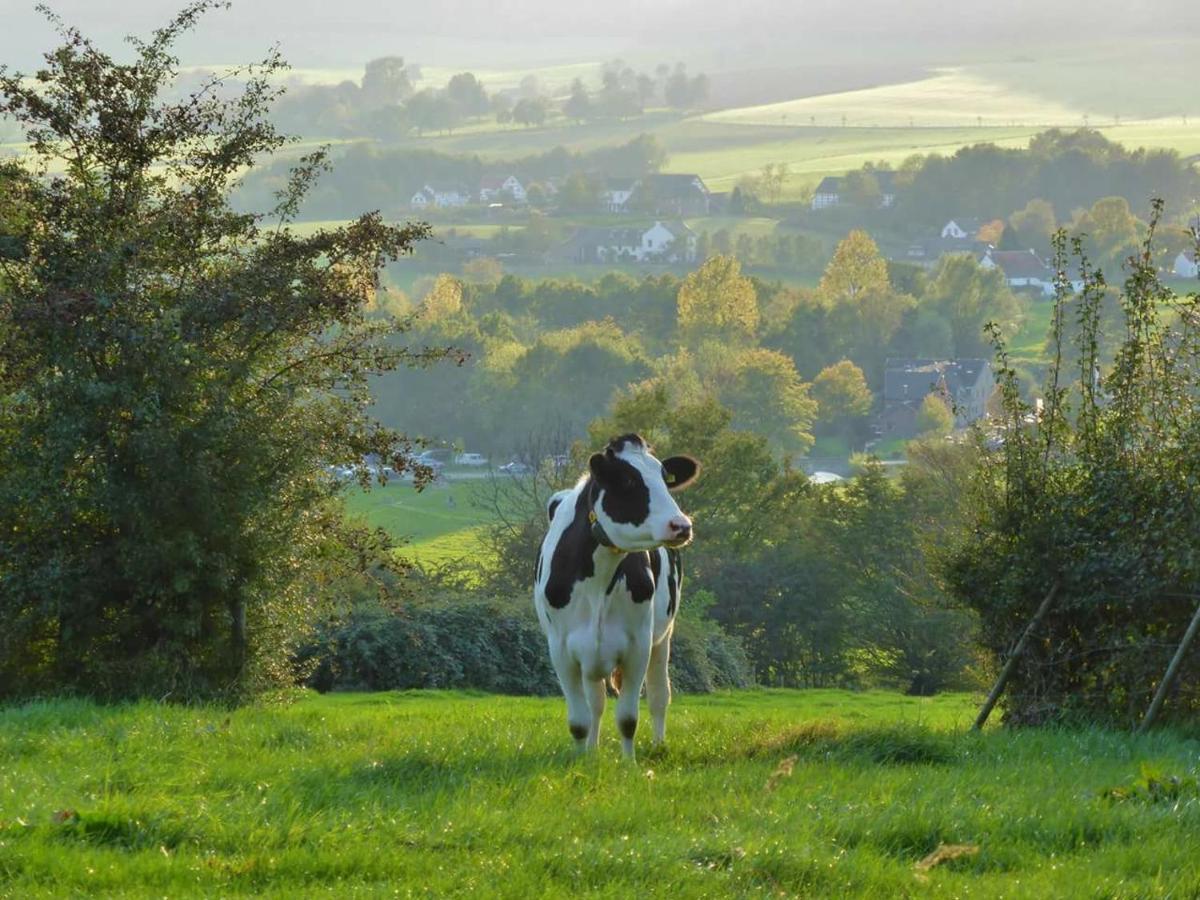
588;434;699;552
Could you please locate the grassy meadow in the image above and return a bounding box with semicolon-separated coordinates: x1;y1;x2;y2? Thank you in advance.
3;689;1200;897
343;480;497;567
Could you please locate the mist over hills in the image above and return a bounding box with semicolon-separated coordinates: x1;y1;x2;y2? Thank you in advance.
2;0;1197;73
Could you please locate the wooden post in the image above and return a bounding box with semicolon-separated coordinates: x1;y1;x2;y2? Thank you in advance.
972;582;1059;731
1137;596;1200;735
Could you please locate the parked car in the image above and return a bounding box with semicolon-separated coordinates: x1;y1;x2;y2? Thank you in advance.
455;452;489;467
499;460;532;475
417;448;454;465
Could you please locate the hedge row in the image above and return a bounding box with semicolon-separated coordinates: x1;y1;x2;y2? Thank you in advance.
299;598;752;695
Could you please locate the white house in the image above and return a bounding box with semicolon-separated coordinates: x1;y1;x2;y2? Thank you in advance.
410;185;469;210
561;222;698;265
602;178;639;213
479;175;526;204
811;176;840;210
941;218;983;240
810;171;896;211
639;221;697;263
1174;251;1199;279
979;248;1057;297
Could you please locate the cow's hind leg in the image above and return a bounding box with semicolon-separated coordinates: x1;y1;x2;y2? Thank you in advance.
584;676;606;751
646;633;672;746
550;647;589;751
615;641;652;759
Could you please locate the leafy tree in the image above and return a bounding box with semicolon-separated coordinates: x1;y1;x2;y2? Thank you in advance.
1071;196;1146;272
563;79;591;122
407;88;458;134
477;321;651;449
587;133;667;176
758;162;790;204
677;255;759;343
663;64;708;109
819;230;890;301
421;274;465;320
558;171;601;213
1009;198;1057;252
361;56;413;108
0;4;450;700
512;97;548;128
947;217;1200;725
446;72;490;118
920;254;1024;358
518;73;542;99
842;170;883;210
812;360;874;427
461;257;504;286
715;347;817;455
916;394;954;437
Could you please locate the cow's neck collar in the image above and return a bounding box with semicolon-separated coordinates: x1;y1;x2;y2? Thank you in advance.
587;482;626;555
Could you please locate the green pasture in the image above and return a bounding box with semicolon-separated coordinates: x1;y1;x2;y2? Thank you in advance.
343;480;497;567
4;689;1200;897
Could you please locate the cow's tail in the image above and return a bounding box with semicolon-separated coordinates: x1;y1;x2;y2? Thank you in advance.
605;666;623;697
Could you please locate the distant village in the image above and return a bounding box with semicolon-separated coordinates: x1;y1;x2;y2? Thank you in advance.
408;168;1200;284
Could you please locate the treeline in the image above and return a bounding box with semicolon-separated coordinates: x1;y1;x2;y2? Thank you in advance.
272;57;709;141
562;61;708;122
238;135;668;220
372;232;1023;456
833;129;1200;228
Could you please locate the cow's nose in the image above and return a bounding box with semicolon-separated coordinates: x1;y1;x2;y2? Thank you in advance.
667;516;692;541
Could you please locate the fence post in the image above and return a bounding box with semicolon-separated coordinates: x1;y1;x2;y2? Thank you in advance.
972;582;1060;731
1137;596;1200;735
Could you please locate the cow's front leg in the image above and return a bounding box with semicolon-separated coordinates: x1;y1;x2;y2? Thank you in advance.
645;632;672;746
615;638;652;760
550;644;589;751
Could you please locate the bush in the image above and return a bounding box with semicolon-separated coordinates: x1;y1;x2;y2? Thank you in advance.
946;219;1200;726
300;590;753;695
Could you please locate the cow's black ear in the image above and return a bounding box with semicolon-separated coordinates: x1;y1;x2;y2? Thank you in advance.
588;452;610;482
662;456;699;491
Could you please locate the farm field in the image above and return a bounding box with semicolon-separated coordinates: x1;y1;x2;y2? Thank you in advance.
705;67;1084;129
3;689;1200;897
343;481;497;567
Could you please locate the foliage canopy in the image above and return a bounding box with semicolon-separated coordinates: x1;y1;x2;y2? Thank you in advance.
0;3;446;700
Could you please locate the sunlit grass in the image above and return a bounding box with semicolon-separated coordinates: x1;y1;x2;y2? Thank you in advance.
705;67;1085;129
343;481;497;567
3;690;1200;897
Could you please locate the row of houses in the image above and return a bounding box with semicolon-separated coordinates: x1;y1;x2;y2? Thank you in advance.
559;221;699;265
410;175;528;210
409;172;715;216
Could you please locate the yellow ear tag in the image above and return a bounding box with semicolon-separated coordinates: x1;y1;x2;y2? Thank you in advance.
666;473;676;484
588;510;597;523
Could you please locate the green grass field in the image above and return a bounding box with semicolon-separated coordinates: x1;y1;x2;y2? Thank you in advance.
343;481;496;567
4;689;1200;897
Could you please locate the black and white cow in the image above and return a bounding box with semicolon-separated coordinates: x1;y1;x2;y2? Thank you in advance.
533;433;699;758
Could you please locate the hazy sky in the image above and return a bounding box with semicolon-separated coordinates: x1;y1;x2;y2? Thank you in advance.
2;0;1198;72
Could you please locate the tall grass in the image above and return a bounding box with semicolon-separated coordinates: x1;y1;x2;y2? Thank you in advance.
3;690;1199;897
